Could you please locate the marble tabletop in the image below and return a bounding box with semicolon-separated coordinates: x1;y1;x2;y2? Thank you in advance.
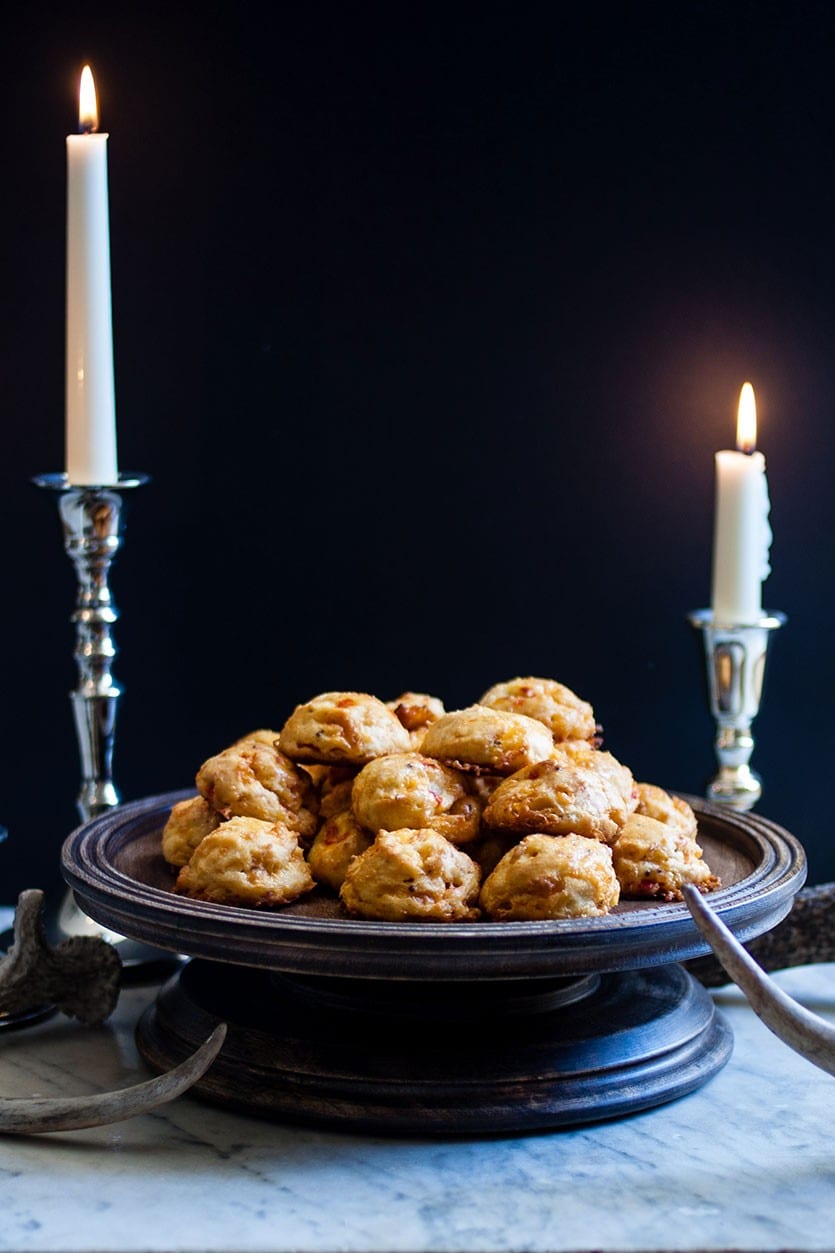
0;882;827;1253
0;931;833;1253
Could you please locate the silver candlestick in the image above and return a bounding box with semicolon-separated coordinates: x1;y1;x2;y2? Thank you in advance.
689;608;786;811
35;471;148;945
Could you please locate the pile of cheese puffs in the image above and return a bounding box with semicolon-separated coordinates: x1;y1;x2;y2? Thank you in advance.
163;678;720;921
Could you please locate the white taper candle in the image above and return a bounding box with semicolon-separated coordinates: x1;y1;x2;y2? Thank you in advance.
65;65;118;485
710;383;772;625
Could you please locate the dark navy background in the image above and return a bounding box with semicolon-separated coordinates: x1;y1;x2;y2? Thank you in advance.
2;1;833;904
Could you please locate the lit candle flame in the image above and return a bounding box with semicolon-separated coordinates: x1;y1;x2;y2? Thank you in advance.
78;65;98;134
736;381;757;453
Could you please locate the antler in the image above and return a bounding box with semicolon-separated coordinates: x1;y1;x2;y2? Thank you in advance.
0;889;121;1025
684;885;835;1078
686;882;835;987
0;1023;227;1133
0;889;228;1132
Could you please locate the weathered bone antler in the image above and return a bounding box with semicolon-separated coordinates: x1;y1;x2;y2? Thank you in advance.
0;889;121;1025
685;882;835;988
0;1022;227;1133
684;885;835;1078
0;890;228;1133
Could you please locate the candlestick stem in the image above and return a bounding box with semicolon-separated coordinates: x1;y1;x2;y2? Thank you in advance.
35;473;147;823
33;473;166;965
688;609;785;811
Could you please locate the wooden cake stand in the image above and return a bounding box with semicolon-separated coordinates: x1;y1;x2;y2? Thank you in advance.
62;791;806;1135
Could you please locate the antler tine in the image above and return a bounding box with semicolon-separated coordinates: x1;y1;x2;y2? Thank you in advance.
683;885;835;1078
0;1023;227;1134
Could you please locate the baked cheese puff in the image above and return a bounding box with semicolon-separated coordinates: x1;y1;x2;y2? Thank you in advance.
386;691;446;750
549;740;606;766
420;705;554;775
174;816;315;907
307;808;374;892
612;814;720;902
196;736;319;840
549;744;639;826
635;782;698;840
321;763;359;788
468;829;518;879
483;760;630;844
569;741;634;821
278;691;411;765
351;753;482;845
299;763;330;788
232;728;282;747
299;765;358;819
467;772;505;804
480;833;620;921
478;676;597;743
318;776;356;820
339;828;481;921
161;795;223;868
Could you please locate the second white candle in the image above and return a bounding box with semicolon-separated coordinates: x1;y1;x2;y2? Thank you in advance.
710;383;772;625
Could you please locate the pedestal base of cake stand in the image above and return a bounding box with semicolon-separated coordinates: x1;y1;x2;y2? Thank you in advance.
136;958;731;1135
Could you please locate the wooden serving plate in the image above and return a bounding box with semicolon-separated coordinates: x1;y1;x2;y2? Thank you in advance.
61;791;806;1134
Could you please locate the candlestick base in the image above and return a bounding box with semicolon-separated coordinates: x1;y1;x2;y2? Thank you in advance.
688;609;785;812
705;762;764;810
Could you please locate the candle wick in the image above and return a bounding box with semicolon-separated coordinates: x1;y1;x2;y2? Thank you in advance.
78;121;97;136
